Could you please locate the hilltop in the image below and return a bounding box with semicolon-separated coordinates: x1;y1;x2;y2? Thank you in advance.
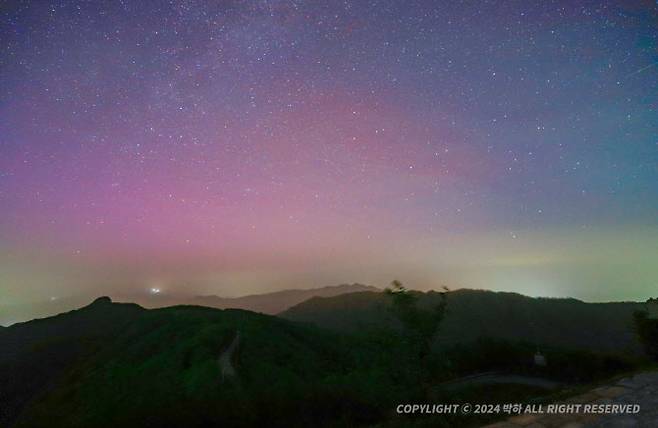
0;297;144;427
0;296;404;428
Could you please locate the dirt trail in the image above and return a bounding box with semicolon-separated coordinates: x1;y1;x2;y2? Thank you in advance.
219;331;240;380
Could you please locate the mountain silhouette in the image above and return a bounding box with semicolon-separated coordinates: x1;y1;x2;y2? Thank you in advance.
0;295;395;427
0;291;646;427
185;283;379;314
281;288;644;355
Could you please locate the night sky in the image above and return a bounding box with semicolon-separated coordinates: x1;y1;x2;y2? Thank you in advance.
1;1;657;305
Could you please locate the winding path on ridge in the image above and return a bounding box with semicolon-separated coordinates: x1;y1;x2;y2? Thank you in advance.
219;331;240;381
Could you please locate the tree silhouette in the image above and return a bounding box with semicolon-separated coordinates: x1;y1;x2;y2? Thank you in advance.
385;280;447;361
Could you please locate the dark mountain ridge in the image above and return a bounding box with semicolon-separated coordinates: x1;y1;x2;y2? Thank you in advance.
0;297;145;427
0;295;398;427
184;283;379;314
281;288;646;355
1;291;650;427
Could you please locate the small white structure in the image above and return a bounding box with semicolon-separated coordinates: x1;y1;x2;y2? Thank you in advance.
534;351;547;367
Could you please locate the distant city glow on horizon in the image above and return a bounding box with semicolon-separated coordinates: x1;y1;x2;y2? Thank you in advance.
1;1;657;307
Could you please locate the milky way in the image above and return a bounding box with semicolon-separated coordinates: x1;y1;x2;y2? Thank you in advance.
1;1;657;303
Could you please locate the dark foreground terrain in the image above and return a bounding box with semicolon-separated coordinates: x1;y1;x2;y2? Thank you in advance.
0;291;652;427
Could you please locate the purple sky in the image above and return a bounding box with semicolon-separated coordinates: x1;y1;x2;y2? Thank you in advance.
1;1;657;304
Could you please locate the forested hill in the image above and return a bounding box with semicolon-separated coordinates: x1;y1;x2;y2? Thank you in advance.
0;297;406;428
281;289;645;355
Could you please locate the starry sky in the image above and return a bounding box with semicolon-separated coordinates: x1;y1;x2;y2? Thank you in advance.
1;0;657;305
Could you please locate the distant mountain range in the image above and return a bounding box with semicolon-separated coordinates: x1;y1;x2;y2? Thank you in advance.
0;283;378;325
181;283;379;314
4;286;650;356
4;286;650;357
281;288;648;355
